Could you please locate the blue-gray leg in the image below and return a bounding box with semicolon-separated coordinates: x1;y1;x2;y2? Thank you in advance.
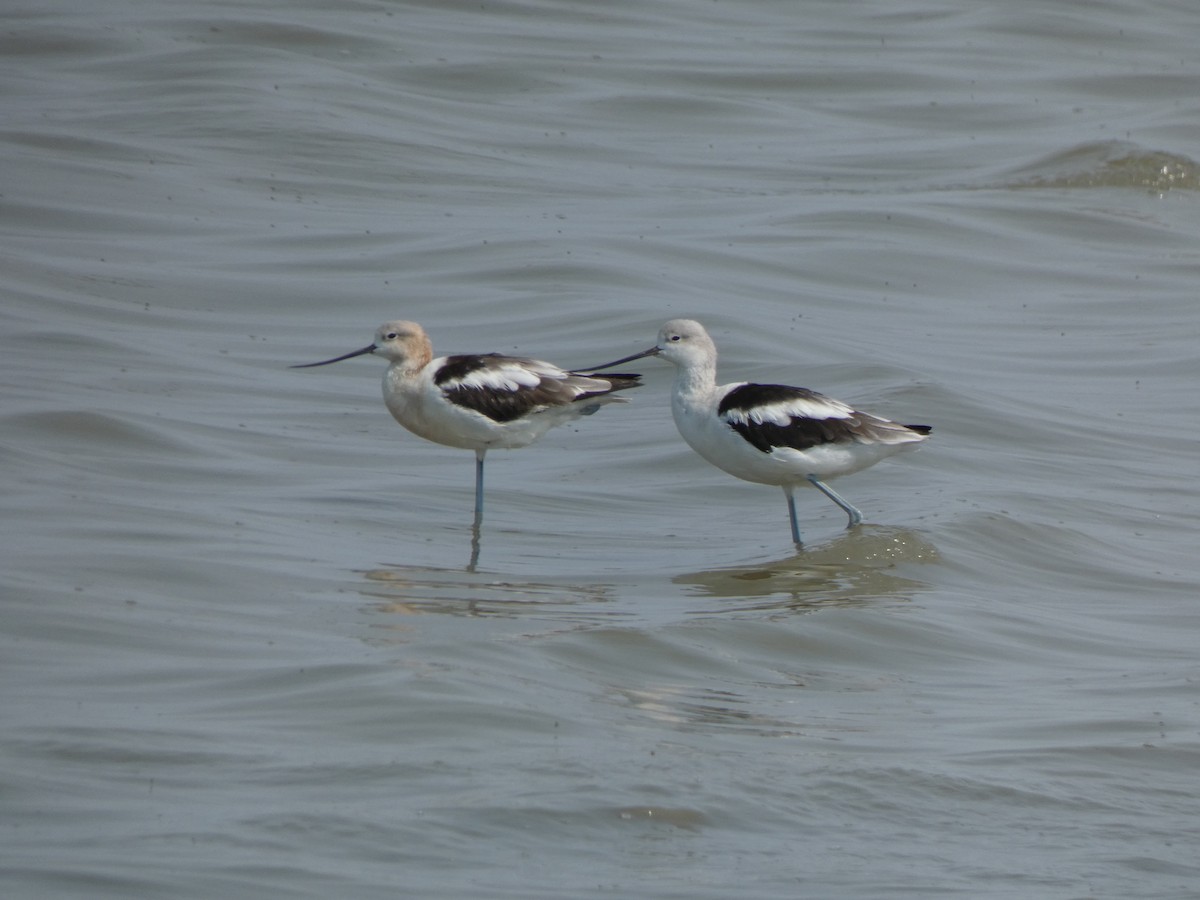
473;449;486;520
782;485;803;545
467;449;485;571
806;474;863;528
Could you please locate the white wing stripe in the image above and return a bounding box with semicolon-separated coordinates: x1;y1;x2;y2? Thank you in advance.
441;365;545;393
724;397;853;426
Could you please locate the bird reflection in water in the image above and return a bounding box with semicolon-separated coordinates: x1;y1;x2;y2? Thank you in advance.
358;565;617;623
673;525;939;612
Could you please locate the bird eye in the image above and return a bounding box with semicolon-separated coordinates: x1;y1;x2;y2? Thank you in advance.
385;332;398;340
669;334;682;342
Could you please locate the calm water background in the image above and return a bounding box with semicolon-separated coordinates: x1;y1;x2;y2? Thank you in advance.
3;1;1199;897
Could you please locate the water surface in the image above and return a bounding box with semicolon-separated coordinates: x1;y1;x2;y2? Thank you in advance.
3;1;1199;897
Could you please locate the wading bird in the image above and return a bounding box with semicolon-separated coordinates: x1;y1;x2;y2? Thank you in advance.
294;320;641;531
587;319;929;544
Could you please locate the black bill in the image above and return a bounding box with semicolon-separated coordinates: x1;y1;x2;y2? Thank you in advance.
574;345;660;373
290;343;377;368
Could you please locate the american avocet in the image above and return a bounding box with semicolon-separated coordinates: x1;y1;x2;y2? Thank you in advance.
588;319;930;545
293;321;641;524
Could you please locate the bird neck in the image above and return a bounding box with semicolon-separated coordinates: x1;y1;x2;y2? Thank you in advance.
388;349;431;379
671;359;718;405
390;360;423;378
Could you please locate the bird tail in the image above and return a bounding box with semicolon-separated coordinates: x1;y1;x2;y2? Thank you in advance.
588;372;642;392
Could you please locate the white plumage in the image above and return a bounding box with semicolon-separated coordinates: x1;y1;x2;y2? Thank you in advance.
294;320;641;522
589;318;930;545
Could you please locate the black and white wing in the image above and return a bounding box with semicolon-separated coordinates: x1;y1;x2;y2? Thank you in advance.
434;354;640;423
717;383;930;453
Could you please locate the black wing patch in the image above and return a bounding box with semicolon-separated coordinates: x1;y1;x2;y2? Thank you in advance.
444;387;541;423
717;383;824;415
432;354;503;387
728;413;863;453
719;382;924;453
436;355;640;423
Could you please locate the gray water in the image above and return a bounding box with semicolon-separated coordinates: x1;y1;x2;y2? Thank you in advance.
3;1;1199;897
